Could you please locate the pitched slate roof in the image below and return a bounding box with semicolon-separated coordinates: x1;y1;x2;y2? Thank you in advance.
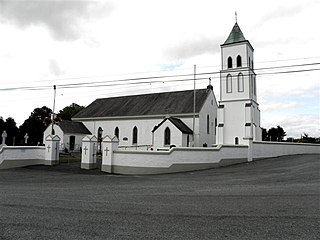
73;89;211;119
152;117;193;134
58;120;91;134
223;23;246;45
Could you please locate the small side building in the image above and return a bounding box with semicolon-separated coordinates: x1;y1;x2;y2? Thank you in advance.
152;117;193;148
43;120;91;152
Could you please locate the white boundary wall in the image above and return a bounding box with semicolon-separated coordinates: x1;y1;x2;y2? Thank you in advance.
0;146;45;169
103;145;249;174
100;137;320;175
0;135;60;169
252;141;320;159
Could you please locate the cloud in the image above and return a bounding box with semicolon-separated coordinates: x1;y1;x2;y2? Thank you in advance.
49;59;64;76
164;36;221;60
260;101;304;112
0;0;113;41
257;4;303;26
263;114;320;138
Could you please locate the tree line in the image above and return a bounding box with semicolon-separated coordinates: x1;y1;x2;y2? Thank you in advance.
0;103;84;146
261;126;319;144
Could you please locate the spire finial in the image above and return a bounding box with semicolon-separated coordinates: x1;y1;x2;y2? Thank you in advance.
235;11;237;23
207;77;213;90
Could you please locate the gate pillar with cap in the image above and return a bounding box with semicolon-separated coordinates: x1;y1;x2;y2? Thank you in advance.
81;135;97;169
101;135;119;173
45;135;60;165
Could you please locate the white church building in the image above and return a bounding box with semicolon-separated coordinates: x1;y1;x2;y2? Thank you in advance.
72;22;262;149
73;87;218;148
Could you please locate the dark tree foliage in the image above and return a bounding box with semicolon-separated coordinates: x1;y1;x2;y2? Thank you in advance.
262;125;286;142
58;103;85;120
300;133;319;144
261;127;268;141
0;117;4;136
19;106;52;145
4;117;19;146
267;126;286;141
0;117;19;146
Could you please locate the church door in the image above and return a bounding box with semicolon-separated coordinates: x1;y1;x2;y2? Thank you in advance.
69;136;75;151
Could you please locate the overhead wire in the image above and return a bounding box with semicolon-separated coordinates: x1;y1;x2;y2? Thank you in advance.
0;62;319;92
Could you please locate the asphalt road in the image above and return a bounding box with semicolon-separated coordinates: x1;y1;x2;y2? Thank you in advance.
0;154;319;240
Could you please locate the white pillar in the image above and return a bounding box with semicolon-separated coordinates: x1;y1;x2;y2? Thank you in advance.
44;135;60;165
247;137;253;162
101;135;119;173
81;135;97;170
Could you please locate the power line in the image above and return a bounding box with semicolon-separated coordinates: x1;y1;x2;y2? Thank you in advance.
0;62;319;91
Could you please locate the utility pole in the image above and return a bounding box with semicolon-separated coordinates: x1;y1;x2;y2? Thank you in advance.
51;85;56;135
193;65;196;147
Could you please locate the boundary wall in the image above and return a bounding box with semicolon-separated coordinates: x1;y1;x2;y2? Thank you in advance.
103;143;249;174
252;141;320;159
0;146;46;169
0;135;60;169
97;136;320;175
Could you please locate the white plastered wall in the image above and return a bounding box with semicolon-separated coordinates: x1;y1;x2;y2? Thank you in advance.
81;116;201;147
199;90;218;146
153;121;184;148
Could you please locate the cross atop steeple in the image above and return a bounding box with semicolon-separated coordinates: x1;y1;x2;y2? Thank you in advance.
235;11;237;23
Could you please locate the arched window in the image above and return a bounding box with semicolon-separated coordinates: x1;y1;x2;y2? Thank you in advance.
235;137;239;145
227;57;233;68
236;55;242;67
164;127;170;146
114;127;119;139
249;57;251;68
132;126;138;144
253;75;256;96
214;118;217;135
226;74;232;93
207;114;210;134
238;73;244;92
250;75;254;96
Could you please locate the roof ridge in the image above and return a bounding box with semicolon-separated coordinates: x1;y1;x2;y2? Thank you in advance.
95;88;208;101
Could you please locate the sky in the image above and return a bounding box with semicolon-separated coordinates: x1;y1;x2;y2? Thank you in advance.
0;0;319;139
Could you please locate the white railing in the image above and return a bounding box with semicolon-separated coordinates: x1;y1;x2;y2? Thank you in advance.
118;145;153;151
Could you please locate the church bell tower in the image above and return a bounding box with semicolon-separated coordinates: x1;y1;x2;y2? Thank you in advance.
216;22;262;145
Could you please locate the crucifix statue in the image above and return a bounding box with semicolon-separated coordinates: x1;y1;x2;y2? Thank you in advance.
24;133;29;144
1;130;7;145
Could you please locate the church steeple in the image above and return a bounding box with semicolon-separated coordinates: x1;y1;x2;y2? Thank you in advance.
216;21;262;145
223;22;246;45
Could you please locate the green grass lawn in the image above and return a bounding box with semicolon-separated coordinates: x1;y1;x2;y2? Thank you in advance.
59;154;81;164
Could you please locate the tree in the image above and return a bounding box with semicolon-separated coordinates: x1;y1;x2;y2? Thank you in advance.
4;117;19;146
0;117;4;136
267;125;286;142
19;106;52;145
58;103;84;120
261;127;268;141
300;133;318;144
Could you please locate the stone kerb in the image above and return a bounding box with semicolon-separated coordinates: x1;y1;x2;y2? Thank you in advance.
101;135;119;173
44;135;60;165
81;135;98;170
